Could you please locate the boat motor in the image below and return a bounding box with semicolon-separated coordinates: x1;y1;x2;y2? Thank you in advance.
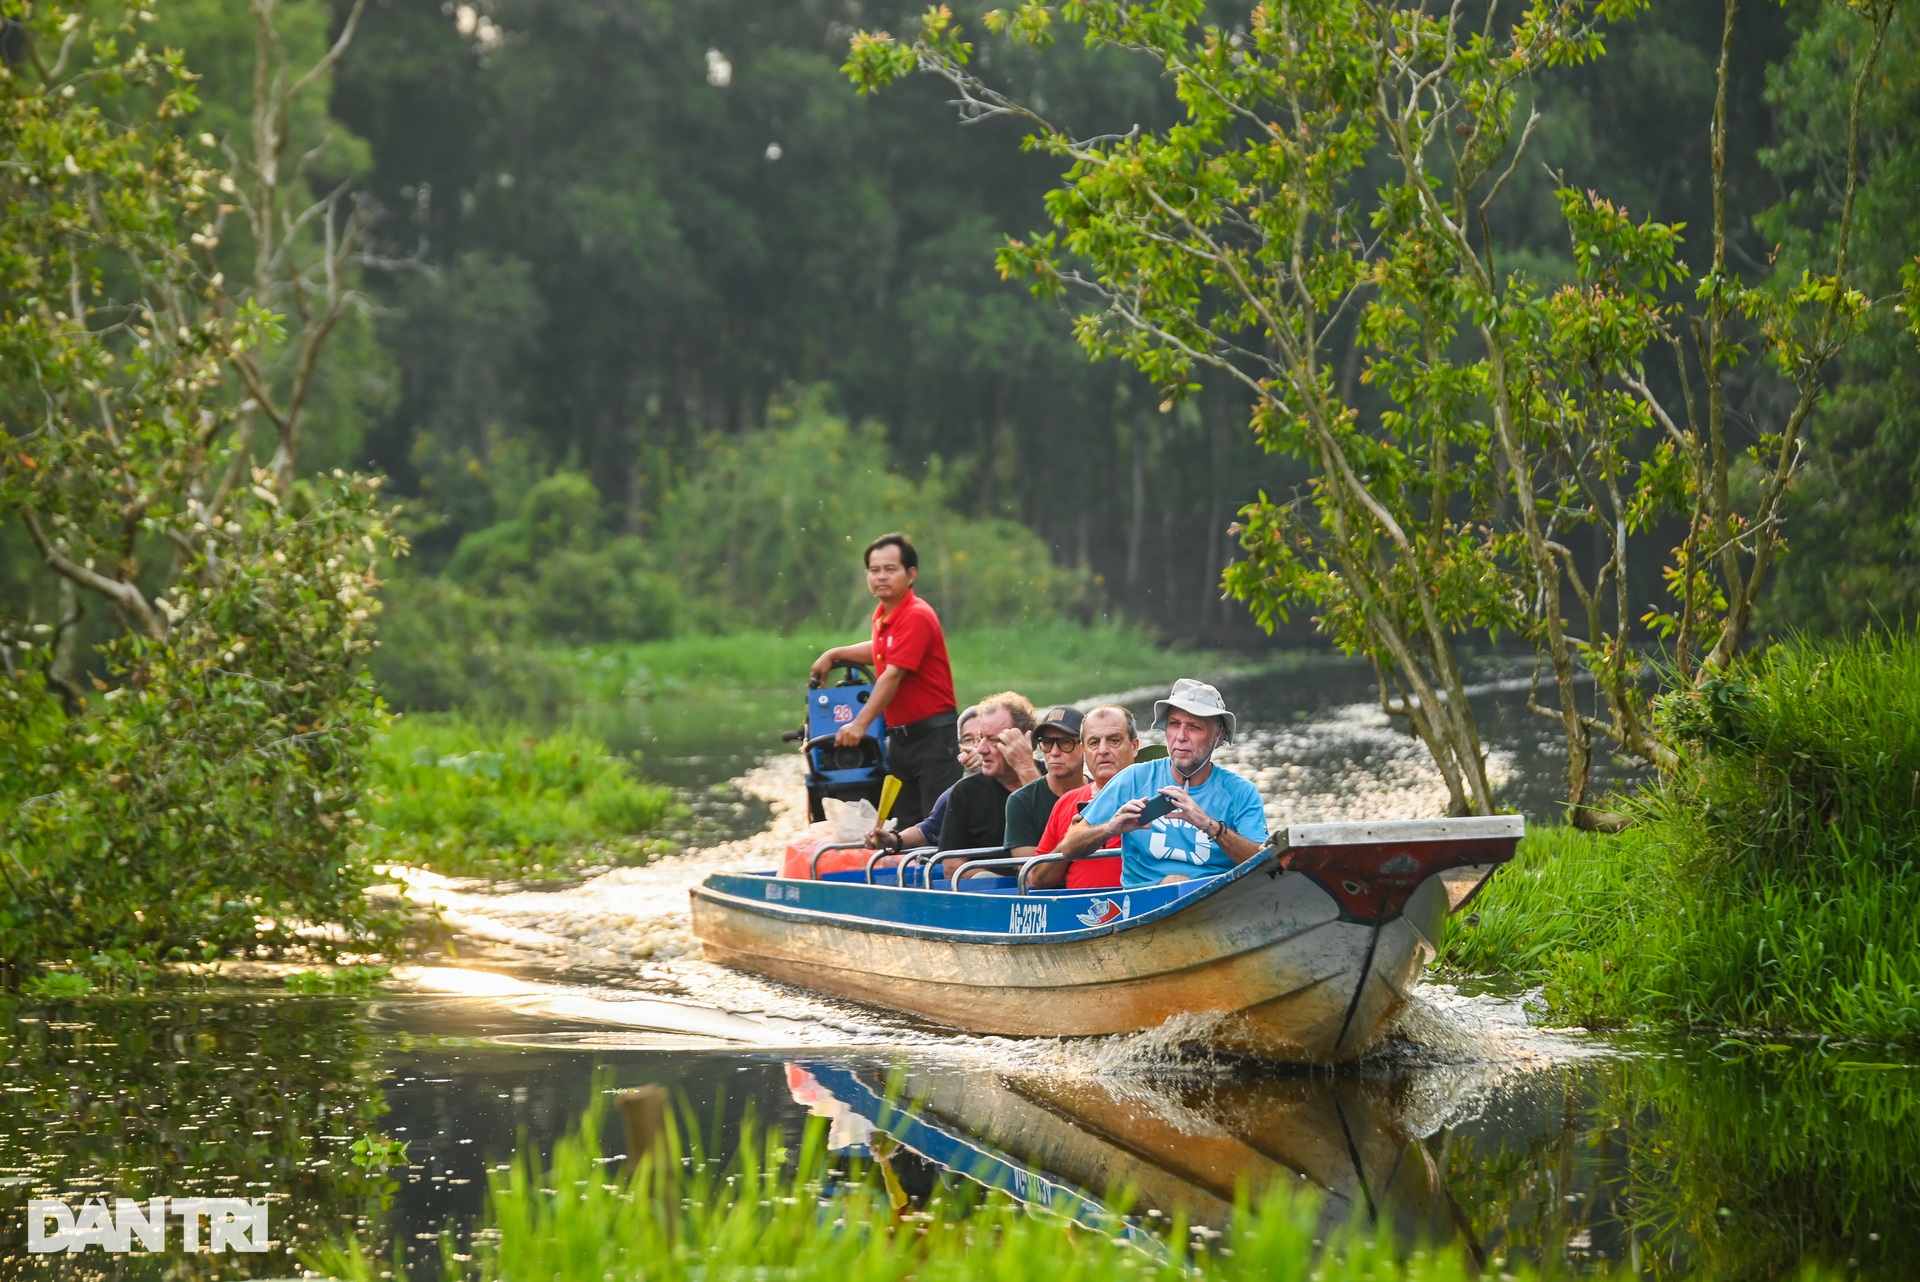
786;660;889;823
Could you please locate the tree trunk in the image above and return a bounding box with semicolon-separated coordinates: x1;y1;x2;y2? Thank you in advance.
47;577;85;716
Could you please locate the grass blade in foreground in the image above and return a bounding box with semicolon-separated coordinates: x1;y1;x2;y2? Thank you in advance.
310;1091;1505;1282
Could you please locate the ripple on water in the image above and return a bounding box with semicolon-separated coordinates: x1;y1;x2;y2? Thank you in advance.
380;696;1581;1080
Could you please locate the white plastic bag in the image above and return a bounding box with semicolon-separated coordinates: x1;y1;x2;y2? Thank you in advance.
820;796;880;842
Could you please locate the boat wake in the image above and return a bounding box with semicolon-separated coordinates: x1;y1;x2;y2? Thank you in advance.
378;716;1586;1090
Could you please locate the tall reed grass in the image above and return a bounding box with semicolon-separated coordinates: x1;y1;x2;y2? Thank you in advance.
362;716;678;876
311;1093;1510;1282
1447;632;1920;1044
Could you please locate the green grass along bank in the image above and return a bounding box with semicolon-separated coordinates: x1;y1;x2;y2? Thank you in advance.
360;717;681;879
502;618;1230;709
1444;632;1920;1045
361;620;1233;878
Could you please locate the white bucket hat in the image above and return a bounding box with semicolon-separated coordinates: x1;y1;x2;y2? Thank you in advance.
1152;678;1236;743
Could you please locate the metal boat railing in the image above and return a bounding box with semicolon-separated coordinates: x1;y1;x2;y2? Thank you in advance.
807;841;870;880
862;844;937;886
811;844;1094;895
947;851;1025;885
1016;854;1065;894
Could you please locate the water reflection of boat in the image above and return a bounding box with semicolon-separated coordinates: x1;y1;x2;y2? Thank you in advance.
784;1059;1465;1249
692;817;1519;1064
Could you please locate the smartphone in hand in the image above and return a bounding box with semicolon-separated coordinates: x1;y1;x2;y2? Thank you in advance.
1135;793;1177;825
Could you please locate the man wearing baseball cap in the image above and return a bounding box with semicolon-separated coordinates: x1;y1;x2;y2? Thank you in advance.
1003;705;1086;859
1055;679;1268;888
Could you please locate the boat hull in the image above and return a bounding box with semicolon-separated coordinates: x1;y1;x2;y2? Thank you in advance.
694;850;1504;1064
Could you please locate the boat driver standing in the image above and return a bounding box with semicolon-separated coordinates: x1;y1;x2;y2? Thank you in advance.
1055;679;1268;888
809;532;962;831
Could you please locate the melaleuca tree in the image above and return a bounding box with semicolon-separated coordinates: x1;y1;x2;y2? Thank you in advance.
0;0;399;966
846;0;1906;820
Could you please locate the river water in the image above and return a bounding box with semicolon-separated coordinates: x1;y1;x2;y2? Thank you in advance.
6;657;1918;1278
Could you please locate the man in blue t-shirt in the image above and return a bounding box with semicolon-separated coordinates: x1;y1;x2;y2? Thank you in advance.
1059;679;1269;888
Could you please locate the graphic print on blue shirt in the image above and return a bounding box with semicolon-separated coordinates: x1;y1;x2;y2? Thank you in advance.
1078;758;1270;889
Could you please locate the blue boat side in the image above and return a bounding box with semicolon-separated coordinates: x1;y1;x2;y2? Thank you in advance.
696;851;1275;944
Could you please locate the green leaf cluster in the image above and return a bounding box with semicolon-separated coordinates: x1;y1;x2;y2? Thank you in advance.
0;0;403;965
0;474;400;966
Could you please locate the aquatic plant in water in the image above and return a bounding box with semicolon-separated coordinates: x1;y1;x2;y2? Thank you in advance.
313;1086;1513;1282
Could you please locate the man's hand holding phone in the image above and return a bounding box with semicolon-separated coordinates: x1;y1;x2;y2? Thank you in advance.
1112;792;1176;834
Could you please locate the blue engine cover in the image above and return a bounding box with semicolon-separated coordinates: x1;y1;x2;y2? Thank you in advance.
807;685;886;784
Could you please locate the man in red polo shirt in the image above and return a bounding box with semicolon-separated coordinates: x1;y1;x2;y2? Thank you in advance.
809;532;961;830
1027;705;1138;889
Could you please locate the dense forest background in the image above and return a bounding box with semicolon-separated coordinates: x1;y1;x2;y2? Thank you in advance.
5;0;1916;686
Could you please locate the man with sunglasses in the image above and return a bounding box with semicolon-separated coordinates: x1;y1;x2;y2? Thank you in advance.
1003;706;1087;860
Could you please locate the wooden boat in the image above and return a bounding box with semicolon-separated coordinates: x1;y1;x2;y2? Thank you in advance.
690;816;1521;1065
784;1058;1465;1248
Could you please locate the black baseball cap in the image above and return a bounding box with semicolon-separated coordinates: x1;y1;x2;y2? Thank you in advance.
1032;705;1085;740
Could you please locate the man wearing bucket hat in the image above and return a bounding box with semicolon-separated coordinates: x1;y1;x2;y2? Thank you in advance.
1056;679;1268;888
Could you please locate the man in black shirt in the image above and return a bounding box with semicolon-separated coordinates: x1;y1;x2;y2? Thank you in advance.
1004;705;1086;858
936;692;1037;873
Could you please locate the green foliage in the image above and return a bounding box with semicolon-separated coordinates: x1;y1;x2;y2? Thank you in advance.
0;0;403;966
373;471;680;712
1439;826;1651;978
361;716;678;876
349;1132;410;1171
312;1089;1501;1282
375;397;1103;713
848;0;1909;821
1448;632;1920;1044
284;963;392;995
0;477;399;966
445;471;683;643
21;971;96;1000
1763;3;1920;633
0;0;241;655
367;570;577;713
546;619;1204;707
658;392;1090;631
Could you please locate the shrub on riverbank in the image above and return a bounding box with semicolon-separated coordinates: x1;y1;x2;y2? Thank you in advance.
0;480;400;969
313;1097;1503;1282
1446;633;1920;1044
362;717;678;877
